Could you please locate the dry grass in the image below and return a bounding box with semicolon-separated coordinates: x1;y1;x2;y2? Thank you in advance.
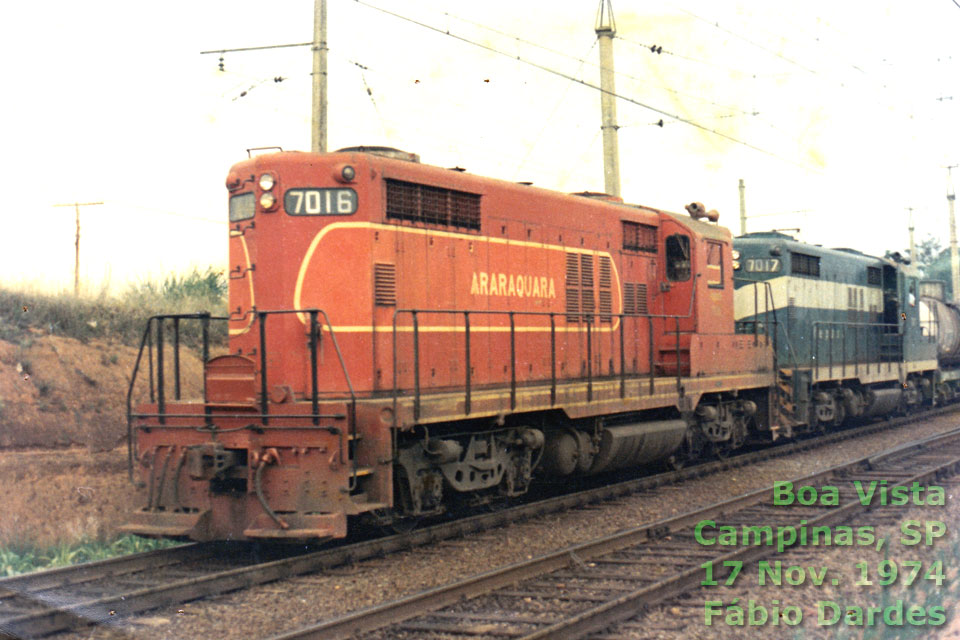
0;448;142;548
1;267;228;348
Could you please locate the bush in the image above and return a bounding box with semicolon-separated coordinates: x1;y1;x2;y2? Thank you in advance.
0;268;228;349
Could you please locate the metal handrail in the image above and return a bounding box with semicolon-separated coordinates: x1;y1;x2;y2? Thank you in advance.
125;309;360;485
390;275;700;428
126;313;224;483
811;320;901;380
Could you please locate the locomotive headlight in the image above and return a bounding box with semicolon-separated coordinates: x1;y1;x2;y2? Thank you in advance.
333;163;356;183
259;192;276;209
731;249;740;260
733;260;741;270
259;173;276;191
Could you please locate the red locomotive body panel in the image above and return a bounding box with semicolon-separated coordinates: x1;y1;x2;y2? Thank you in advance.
124;149;775;542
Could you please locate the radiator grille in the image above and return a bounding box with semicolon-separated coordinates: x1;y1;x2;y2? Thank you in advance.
385;179;481;230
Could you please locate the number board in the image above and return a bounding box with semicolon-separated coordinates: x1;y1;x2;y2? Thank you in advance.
285;188;358;216
743;258;781;273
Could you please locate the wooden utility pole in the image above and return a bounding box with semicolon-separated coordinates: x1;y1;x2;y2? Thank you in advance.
311;0;328;153
595;0;620;198
52;201;103;296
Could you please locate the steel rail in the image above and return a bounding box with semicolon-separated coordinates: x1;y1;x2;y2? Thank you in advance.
269;420;960;640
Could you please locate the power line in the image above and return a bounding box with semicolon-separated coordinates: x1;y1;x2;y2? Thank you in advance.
432;7;756;116
352;0;814;171
675;6;820;76
614;34;756;77
200;42;312;55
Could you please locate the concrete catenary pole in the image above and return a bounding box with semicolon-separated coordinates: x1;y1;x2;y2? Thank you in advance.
948;165;959;302
595;0;620;198
906;207;915;265
739;179;747;236
311;0;328;153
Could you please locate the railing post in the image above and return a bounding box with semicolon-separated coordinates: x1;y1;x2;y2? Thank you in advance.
309;311;320;425
259;312;269;425
147;318;155;403
586;318;593;403
392;313;399;429
675;317;682;393
202;313;211;426
648;316;655;395
842;322;847;378
753;283;759;346
510;311;517;410
619;314;626;399
855;324;859;376
764;283;770;346
813;322;818;381
172;317;181;401
550;313;557;405
829;322;834;379
156;318;165;424
413;311;420;421
464;312;471;415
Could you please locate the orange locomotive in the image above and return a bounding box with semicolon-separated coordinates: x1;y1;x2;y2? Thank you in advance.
123;147;774;542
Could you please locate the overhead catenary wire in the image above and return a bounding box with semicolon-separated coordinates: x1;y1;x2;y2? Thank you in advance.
352;0;815;171
515;40;597;175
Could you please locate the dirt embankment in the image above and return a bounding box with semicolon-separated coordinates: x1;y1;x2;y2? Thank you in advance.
0;330;203;450
0;330;204;545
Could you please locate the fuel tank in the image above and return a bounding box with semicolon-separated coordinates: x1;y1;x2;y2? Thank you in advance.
920;296;960;362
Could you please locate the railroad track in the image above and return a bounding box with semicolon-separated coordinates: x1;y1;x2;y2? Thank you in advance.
274;424;960;640
1;406;956;639
0;542;316;639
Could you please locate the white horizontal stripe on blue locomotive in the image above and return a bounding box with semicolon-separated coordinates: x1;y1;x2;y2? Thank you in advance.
734;275;884;321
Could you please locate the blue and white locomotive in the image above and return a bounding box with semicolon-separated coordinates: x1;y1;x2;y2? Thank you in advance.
732;231;960;435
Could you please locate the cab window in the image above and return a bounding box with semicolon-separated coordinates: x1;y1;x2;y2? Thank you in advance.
706;241;723;288
229;193;255;222
666;234;691;281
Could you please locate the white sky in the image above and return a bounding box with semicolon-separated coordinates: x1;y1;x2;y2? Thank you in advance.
2;0;958;294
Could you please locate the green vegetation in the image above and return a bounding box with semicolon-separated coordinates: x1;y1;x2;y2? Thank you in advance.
0;267;228;348
0;535;181;577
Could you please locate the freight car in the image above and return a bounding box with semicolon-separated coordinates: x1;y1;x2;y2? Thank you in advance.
122;147;776;542
732;233;938;434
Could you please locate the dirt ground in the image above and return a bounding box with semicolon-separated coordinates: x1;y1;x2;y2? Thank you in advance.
0;331;202;546
0;331;203;451
0;447;144;547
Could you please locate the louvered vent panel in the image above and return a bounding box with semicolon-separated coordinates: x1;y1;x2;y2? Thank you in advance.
623;284;636;314
599;256;612;322
635;283;648;314
599;257;612;288
374;263;397;306
599;291;612;322
580;254;595;320
565;253;580;322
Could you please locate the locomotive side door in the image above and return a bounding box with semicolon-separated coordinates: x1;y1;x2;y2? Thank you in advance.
659;218;696;332
656;218;696;377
